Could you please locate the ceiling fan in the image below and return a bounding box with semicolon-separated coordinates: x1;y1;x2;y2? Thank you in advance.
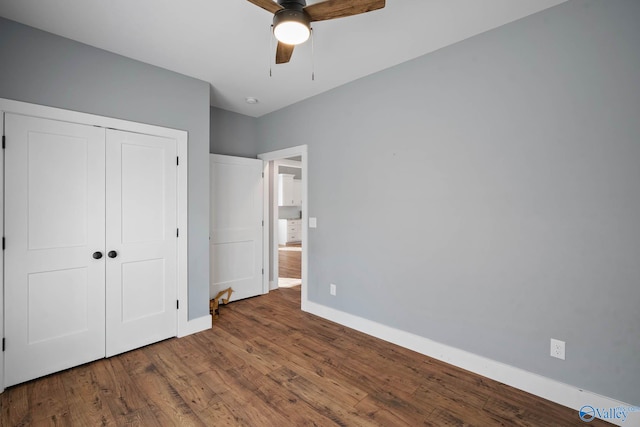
247;0;386;64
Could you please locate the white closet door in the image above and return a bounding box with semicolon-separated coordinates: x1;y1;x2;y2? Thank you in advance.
105;130;177;357
4;114;106;387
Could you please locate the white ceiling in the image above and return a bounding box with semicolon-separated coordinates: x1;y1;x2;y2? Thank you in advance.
0;0;566;117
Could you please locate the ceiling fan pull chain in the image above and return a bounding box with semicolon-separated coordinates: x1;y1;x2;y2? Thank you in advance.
269;24;274;77
311;27;315;81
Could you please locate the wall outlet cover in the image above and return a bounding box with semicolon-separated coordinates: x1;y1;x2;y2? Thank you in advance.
550;338;566;360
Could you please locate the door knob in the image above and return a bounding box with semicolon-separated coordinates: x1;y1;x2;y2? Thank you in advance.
92;251;103;259
108;250;118;258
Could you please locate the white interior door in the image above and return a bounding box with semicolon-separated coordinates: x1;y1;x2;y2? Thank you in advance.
210;154;264;301
4;114;106;386
105;130;177;357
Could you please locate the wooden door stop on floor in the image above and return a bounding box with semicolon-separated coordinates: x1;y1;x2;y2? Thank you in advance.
210;288;233;318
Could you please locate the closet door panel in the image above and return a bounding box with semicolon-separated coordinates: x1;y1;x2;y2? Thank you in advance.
4;114;106;387
105;129;177;357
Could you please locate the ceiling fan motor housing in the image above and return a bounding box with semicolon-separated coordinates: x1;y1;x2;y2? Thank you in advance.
277;0;307;9
273;0;311;30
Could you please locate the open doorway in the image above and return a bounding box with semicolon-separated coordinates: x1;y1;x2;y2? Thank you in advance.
275;159;302;288
258;145;308;309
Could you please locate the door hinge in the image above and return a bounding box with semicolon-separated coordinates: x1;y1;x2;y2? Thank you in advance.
176;300;179;310
2;135;5;149
262;268;264;275
262;220;264;226
2;237;5;250
262;172;264;178
176;228;179;238
176;156;179;166
2;338;5;352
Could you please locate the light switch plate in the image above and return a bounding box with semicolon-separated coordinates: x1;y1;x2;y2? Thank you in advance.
309;217;317;228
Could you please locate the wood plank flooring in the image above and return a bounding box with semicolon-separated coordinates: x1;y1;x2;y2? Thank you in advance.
0;286;613;426
279;243;301;286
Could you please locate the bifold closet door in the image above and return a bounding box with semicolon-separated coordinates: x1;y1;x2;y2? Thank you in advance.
105;130;177;357
4;114;107;387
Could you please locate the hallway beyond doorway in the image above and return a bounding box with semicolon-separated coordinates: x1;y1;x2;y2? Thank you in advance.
278;243;301;288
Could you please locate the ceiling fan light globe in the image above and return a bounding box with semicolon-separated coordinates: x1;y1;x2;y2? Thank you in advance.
274;21;310;45
273;7;311;46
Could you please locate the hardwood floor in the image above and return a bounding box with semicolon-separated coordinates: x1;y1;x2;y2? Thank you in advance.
279;243;301;286
1;287;613;426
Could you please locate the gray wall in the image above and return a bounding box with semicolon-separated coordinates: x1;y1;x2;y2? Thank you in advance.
0;17;211;320
256;0;640;405
210;106;258;157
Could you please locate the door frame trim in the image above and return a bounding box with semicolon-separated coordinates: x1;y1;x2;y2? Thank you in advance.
258;145;308;310
0;98;191;392
0;105;4;393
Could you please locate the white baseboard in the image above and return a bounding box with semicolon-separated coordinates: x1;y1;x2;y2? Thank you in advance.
304;301;634;427
178;314;212;338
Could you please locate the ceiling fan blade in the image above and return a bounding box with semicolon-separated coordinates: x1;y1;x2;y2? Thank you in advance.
304;0;385;22
246;0;283;14
276;42;295;64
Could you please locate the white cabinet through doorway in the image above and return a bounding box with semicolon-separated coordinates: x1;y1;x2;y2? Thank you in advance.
3;113;179;387
278;174;302;206
292;179;302;206
278;219;302;244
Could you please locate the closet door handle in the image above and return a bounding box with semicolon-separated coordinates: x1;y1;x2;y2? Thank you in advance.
108;250;118;259
92;251;103;259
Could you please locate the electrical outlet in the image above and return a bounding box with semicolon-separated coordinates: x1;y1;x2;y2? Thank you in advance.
330;283;336;296
550;338;566;360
